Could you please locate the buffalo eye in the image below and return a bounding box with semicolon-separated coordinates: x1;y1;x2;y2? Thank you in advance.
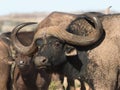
36;39;43;47
53;41;61;47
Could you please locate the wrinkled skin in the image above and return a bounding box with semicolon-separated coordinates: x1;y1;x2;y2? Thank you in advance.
13;53;51;90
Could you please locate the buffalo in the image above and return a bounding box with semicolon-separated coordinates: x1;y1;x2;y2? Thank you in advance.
0;22;37;90
11;12;120;90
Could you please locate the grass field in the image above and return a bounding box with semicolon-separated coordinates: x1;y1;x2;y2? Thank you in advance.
0;12;49;33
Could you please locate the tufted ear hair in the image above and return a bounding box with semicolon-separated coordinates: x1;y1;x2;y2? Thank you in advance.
64;45;77;56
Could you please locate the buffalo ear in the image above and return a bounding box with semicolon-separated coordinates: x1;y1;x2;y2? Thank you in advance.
64;45;77;56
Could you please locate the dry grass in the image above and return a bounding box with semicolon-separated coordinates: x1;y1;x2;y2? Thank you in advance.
0;12;49;32
49;81;64;90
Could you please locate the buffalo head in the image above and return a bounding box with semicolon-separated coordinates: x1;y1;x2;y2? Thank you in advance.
11;12;103;69
15;53;34;75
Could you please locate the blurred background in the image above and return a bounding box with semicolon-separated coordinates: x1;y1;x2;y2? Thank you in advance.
0;0;119;32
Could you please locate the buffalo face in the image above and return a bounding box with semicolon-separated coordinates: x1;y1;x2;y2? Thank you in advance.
33;36;67;69
15;53;33;73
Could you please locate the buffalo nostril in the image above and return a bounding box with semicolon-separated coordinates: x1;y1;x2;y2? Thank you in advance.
42;58;48;63
34;56;48;65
